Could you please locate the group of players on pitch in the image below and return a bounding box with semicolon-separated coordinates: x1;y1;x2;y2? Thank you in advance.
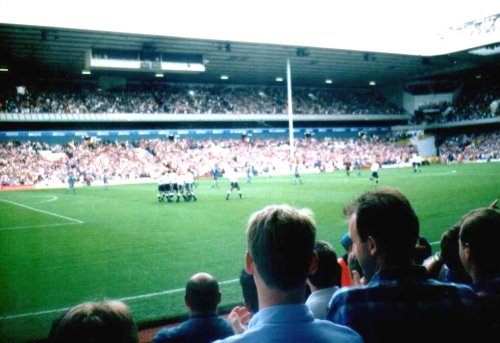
157;169;198;203
157;166;245;203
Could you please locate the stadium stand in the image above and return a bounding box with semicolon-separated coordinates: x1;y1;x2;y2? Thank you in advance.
0;83;404;116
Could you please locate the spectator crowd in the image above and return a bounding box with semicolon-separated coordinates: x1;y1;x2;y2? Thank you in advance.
46;189;500;343
1;131;498;187
0;83;403;115
0;133;420;186
1;81;499;125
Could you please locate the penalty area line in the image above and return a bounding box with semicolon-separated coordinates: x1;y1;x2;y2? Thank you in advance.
0;198;83;224
0;279;239;321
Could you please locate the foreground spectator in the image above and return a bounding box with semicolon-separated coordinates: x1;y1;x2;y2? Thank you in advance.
424;224;472;284
215;205;363;343
48;300;137;343
459;206;500;293
227;269;259;334
326;188;480;343
424;199;497;284
306;241;341;319
152;272;233;343
459;207;500;336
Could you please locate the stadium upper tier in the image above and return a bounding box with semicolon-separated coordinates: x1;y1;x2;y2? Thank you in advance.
0;84;403;115
1;82;499;126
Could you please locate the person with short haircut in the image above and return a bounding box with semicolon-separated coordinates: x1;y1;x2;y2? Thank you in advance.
459;207;500;293
48;300;138;343
152;272;233;343
326;188;480;343
227;269;259;334
306;240;341;319
215;205;363;343
424;224;472;284
426;199;498;284
238;268;259;315
459;207;500;337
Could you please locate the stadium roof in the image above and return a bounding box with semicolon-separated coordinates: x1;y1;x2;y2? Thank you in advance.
1;0;499;87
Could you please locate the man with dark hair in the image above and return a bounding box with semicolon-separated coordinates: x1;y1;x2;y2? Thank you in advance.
239;269;258;315
424;224;472;284
216;205;362;343
326;188;480;343
227;269;259;334
306;241;341;318
153;272;233;343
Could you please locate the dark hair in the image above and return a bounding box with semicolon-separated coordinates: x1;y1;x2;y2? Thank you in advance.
48;301;138;343
347;252;363;279
413;236;432;265
459;207;500;275
308;241;341;289
344;188;419;261
239;269;259;313
441;224;471;284
247;205;316;291
185;273;221;314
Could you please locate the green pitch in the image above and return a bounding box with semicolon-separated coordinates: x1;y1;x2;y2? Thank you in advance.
1;163;499;342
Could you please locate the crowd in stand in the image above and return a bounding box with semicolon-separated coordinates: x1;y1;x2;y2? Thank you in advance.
0;133;419;186
0;84;403;115
47;190;500;343
1;131;498;186
1;81;499;124
438;131;500;162
450;83;500;122
412;82;500;125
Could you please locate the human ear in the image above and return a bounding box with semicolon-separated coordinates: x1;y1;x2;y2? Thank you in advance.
308;252;319;275
245;251;255;275
367;236;377;256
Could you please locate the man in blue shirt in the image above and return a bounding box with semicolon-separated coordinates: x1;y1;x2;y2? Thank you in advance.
215;205;363;343
152;273;233;343
326;188;481;343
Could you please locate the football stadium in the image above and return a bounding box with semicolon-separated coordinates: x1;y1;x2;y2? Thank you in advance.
1;2;499;342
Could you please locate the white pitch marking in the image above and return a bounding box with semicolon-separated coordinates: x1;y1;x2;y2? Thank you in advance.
0;279;239;320
0;199;83;224
119;278;238;302
38;195;58;203
0;222;81;232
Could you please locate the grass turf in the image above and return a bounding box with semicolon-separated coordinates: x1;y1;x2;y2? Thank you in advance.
0;162;499;342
